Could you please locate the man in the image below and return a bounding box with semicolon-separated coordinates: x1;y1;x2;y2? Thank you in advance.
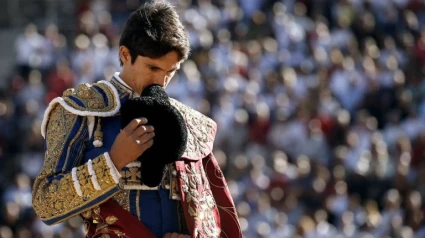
32;1;242;237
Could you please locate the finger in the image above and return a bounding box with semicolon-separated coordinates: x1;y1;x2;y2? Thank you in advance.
132;125;154;137
135;131;155;144
123;118;148;133
137;138;154;152
133;132;155;146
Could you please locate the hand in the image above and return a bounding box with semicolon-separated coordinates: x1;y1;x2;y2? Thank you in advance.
109;117;155;170
163;233;190;238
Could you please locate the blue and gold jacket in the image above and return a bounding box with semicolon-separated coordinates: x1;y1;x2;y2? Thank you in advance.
32;73;242;238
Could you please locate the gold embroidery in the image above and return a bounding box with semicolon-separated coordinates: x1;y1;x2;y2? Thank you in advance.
62;82;116;112
92;156;118;188
179;162;219;238
93;117;104;147
109;77;133;99
169;164;181;200
88;98;106;109
33;137;119;225
112;190;130;212
42;105;78;176
118;163;178;193
136;190;141;220
161;165;171;189
106;216;119;225
121;167;142;186
77;83;96;99
63;88;75;97
83;206;128;238
169;99;216;160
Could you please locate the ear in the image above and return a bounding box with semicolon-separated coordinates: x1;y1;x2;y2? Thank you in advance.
119;46;131;65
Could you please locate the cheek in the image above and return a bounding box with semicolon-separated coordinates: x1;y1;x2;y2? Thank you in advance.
132;67;149;83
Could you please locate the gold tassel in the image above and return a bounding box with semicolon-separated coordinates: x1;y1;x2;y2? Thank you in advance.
93;117;103;147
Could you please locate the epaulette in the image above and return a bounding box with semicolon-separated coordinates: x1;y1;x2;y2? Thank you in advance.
41;81;120;138
169;98;217;160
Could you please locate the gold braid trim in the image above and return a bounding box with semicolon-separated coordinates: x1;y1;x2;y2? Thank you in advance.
41;80;120;138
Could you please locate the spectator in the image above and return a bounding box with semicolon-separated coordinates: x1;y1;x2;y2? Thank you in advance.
2;0;425;236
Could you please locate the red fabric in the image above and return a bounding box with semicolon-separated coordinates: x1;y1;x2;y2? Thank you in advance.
202;154;242;238
85;154;241;238
175;154;242;238
85;200;156;238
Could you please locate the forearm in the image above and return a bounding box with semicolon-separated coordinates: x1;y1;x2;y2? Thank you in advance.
32;152;121;225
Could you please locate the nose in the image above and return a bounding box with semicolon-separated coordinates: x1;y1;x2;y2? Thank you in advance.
153;73;170;88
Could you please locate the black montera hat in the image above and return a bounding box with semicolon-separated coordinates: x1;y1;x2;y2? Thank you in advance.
120;84;187;187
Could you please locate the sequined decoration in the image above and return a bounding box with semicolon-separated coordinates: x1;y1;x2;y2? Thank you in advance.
169;99;216;160
179;162;219;238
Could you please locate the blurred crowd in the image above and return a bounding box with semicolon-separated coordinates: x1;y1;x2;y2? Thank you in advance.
2;0;425;237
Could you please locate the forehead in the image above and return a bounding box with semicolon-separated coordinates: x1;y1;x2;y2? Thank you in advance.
140;51;181;69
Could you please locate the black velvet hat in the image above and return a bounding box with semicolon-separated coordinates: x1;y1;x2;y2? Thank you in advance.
120;85;187;187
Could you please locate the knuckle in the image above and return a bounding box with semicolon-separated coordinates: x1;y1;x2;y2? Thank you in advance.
137;126;146;134
139;139;153;151
146;132;154;138
121;128;129;135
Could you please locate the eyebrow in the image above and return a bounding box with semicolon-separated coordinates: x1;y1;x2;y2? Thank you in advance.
145;63;180;72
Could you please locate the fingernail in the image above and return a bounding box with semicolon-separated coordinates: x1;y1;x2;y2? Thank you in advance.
137;118;146;124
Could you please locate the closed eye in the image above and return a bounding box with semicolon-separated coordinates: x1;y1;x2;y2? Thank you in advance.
148;66;160;71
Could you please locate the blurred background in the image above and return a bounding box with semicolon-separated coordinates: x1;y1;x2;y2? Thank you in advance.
1;0;425;237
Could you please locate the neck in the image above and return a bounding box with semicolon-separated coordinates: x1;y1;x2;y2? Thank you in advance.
118;71;137;93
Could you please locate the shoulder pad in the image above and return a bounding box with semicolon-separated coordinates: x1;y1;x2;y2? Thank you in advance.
169;98;217;160
41;80;120;138
60;81;120;114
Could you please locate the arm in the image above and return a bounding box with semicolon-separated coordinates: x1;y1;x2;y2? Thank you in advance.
32;105;121;225
202;153;243;238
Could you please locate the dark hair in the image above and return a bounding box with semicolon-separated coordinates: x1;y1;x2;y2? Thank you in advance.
119;1;190;65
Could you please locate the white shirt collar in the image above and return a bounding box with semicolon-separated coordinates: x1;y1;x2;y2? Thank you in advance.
113;72;140;98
